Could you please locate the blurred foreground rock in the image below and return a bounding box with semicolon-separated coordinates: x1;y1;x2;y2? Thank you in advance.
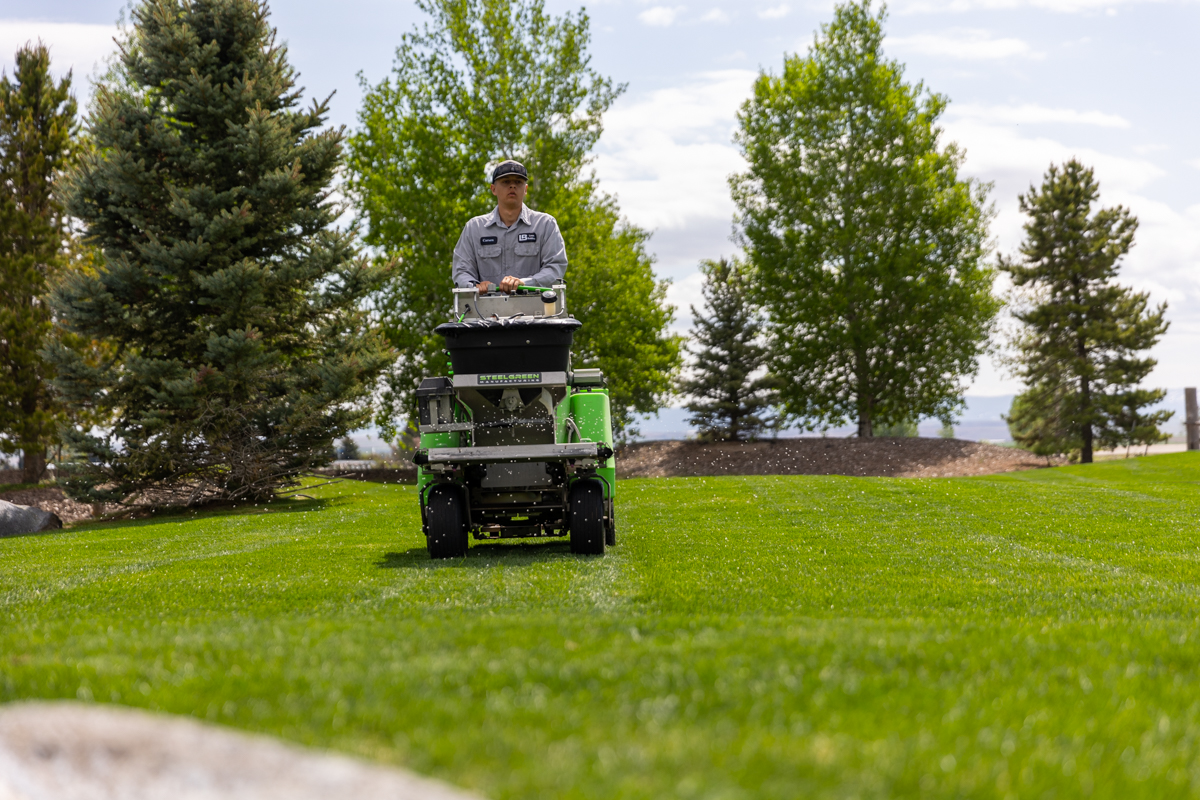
0;701;485;800
0;500;61;537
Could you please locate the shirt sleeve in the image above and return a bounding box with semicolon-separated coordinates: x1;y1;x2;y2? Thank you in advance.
522;217;568;288
452;224;480;288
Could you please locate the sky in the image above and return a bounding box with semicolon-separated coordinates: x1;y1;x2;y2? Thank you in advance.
3;0;1199;399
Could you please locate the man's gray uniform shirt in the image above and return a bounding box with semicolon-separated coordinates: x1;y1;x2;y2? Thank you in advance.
452;205;567;288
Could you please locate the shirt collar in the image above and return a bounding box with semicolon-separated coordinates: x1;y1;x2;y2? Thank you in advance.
484;204;531;228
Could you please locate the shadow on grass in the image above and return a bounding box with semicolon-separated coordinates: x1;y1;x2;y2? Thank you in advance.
379;538;581;569
63;496;333;533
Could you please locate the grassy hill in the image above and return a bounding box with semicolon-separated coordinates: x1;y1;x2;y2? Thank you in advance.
4;455;1200;798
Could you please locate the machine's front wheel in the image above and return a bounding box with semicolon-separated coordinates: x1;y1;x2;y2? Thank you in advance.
605;501;616;547
569;480;606;555
426;485;468;559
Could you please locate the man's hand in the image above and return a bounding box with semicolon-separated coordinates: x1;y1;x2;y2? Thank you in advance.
475;280;493;294
499;275;525;293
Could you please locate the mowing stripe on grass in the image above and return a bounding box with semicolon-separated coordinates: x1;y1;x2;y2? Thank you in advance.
4;455;1200;798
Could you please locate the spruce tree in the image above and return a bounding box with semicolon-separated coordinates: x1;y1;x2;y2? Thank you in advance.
1001;160;1168;463
679;258;779;441
0;43;78;483
49;0;390;505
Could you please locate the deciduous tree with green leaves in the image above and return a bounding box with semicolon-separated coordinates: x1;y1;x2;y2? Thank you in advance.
0;43;78;483
48;0;390;505
1001;159;1169;463
678;258;779;441
731;0;999;438
347;0;680;437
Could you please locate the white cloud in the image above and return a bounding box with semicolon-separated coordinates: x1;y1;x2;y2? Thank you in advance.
888;29;1041;60
0;20;118;84
948;103;1131;128
942;114;1200;390
757;4;791;19
701;8;731;22
945;116;1163;239
594;69;755;233
895;0;1166;13
1188;159;1200;170
639;6;685;26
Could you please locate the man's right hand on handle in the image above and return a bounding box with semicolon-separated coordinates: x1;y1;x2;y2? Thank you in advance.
476;278;525;294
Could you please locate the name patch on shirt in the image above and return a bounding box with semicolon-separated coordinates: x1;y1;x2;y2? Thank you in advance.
480;236;498;245
517;233;538;243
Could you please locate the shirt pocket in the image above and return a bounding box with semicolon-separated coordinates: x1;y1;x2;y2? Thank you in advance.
478;244;502;259
514;243;539;257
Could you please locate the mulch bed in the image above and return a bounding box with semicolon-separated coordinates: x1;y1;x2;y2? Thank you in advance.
616;437;1060;479
0;442;1050;528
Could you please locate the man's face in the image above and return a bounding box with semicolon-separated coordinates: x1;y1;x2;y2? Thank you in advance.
491;175;527;205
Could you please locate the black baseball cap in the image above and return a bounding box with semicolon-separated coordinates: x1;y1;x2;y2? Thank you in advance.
491;160;528;183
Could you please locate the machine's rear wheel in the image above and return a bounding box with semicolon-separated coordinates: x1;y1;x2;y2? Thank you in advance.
569;480;606;555
605;500;616;547
426;485;468;559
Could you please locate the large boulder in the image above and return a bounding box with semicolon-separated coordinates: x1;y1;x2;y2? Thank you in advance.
0;499;62;537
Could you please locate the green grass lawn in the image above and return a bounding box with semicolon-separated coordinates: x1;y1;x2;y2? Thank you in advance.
4;455;1200;798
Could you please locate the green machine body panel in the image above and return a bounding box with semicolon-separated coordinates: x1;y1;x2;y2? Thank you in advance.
569;388;616;499
416;430;460;495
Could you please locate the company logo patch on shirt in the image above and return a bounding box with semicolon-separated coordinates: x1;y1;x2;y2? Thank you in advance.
517;233;538;243
480;236;498;245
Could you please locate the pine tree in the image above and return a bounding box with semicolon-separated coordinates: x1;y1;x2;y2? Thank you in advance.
337;437;361;461
1006;382;1075;462
1097;389;1172;457
49;0;390;505
679;258;779;441
1001;160;1168;463
0;43;78;484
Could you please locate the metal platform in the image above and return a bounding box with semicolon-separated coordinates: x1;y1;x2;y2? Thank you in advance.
414;441;613;466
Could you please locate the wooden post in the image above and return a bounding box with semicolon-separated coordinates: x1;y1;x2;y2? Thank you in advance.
1186;388;1199;451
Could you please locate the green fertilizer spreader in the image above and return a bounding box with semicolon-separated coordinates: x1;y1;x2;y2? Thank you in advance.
411;284;616;559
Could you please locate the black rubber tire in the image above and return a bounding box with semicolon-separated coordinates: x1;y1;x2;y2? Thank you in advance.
604;500;616;547
569;480;606;555
426;485;468;559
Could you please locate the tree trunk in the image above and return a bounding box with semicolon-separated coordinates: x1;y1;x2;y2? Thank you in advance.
22;447;45;484
1079;375;1093;464
857;397;873;438
1073;282;1093;463
855;341;872;437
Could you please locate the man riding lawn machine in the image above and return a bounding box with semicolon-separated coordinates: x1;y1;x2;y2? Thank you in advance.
411;284;617;559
